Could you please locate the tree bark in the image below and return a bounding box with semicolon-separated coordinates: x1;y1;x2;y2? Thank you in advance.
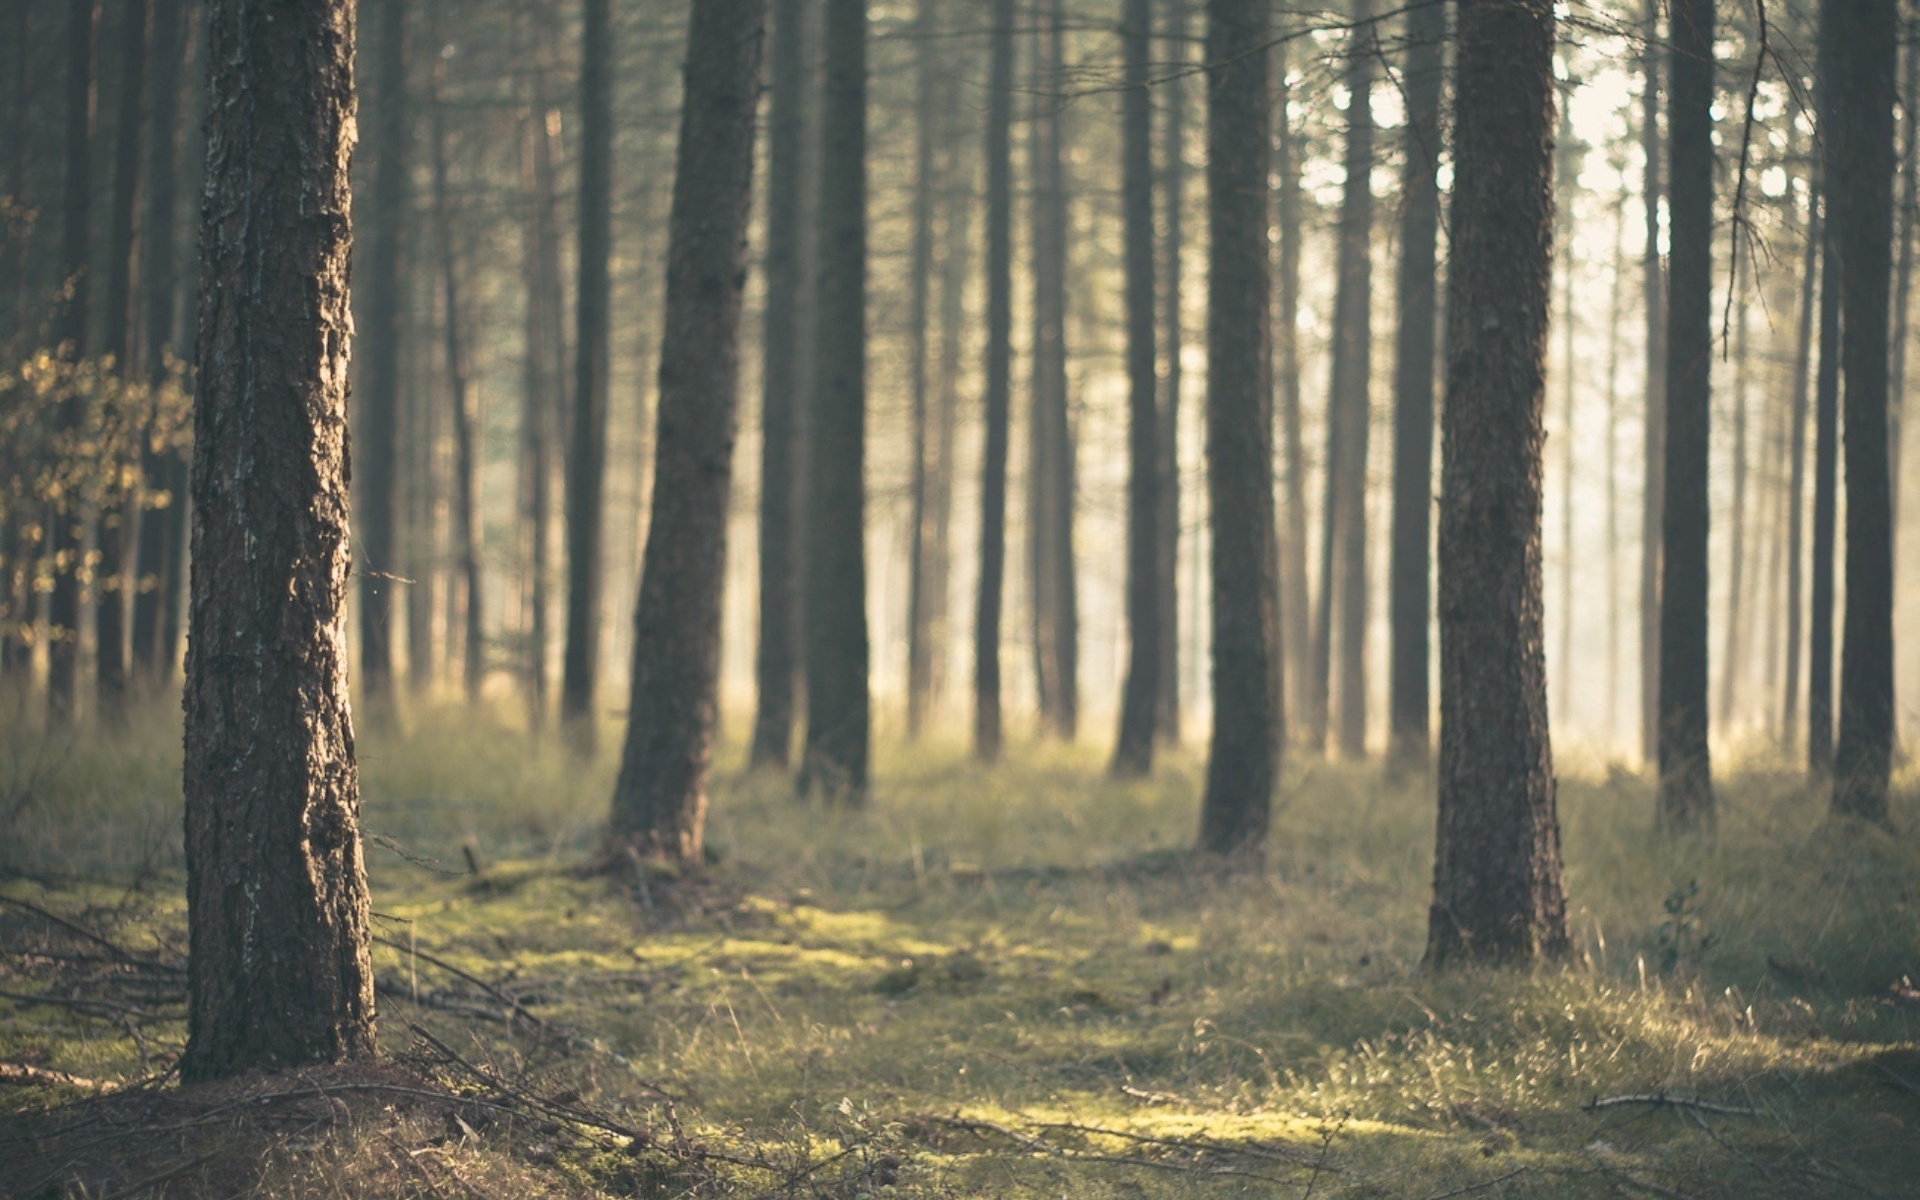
1275;31;1310;745
1890;28;1918;524
1427;0;1570;967
1157;0;1188;745
1830;0;1898;824
520;63;566;729
182;0;375;1081
800;0;870;801
974;0;1014;763
1719;255;1750;726
1111;0;1159;778
1783;146;1818;742
1197;0;1279;857
562;0;614;748
1386;0;1443;765
1656;0;1714;830
1638;0;1666;767
905;0;939;740
926;64;971;742
46;0;98;727
1811;62;1842;778
608;0;765;865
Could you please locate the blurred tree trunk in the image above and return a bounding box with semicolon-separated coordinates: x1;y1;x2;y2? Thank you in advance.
1314;0;1376;760
1604;170;1628;745
1426;0;1569;967
1719;258;1750;727
357;0;407;706
1386;0;1442;766
406;258;439;695
1554;95;1578;729
95;0;151;719
1783;142;1818;743
1811;59;1842;778
520;63;566;729
1197;0;1278;857
1890;31;1917;524
1275;31;1309;744
975;0;1014;763
181;0;374;1082
1157;0;1188;745
131;0;190;687
429;46;483;704
1638;0;1666;767
562;0;613;749
0;5;32;682
1656;0;1714;830
751;0;808;768
1831;0;1898;824
47;0;99;727
800;0;870;801
926;65;972;742
608;0;766;866
1027;0;1078;741
905;0;938;740
1112;0;1159;778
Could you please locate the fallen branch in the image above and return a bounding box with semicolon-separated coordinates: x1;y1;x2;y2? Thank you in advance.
1034;1119;1317;1167
1421;1167;1530;1200
927;1115;1307;1187
0;1062;111;1090
1582;1093;1754;1117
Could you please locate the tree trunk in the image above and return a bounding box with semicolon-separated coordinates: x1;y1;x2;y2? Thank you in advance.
905;0;938;740
1386;0;1442;765
1157;0;1188;745
1890;29;1918;525
46;0;98;727
608;0;765;865
1719;256;1750;727
800;0;870;801
357;0;407;707
1275;31;1310;744
1656;0;1714;830
1811;63;1842;777
429;48;483;704
562;0;613;748
96;0;151;718
1426;0;1570;967
182;0;375;1081
131;0;190;686
406;261;440;695
1554;95;1577;728
1197;0;1279;856
751;0;808;768
1784;139;1819;743
1639;0;1667;767
1112;0;1159;778
974;0;1014;763
926;64;972;742
520;67;565;729
1604;173;1629;746
0;4;33;683
1830;0;1898;824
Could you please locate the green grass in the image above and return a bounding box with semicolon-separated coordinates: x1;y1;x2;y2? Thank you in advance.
4;697;1919;1197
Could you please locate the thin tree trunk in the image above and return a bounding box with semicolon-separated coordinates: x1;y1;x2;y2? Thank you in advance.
1197;0;1279;856
182;0;374;1081
1157;0;1188;745
0;5;32;682
406;264;439;695
1554;95;1577;729
46;0;99;727
1890;28;1918;524
926;65;972;739
1386;0;1443;766
975;0;1014;762
608;0;766;865
1639;0;1667;766
1784;143;1818;742
131;0;190;686
522;73;566;729
1811;60;1843;777
429;47;483;703
1830;0;1898;823
1657;0;1715;830
905;0;938;739
800;0;871;800
1719;256;1751;727
96;0;151;718
1275;31;1310;744
1427;0;1570;967
1604;173;1629;746
1112;0;1159;777
562;0;614;748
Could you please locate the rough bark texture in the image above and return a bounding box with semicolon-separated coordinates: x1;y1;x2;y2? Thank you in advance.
46;0;98;726
800;0;870;801
1386;0;1443;766
751;0;807;770
182;0;375;1081
1197;0;1278;857
608;0;765;865
1427;0;1570;967
1638;0;1666;767
974;0;1014;763
1111;0;1159;778
1157;0;1188;745
356;0;406;706
562;0;613;747
1656;0;1714;831
1830;0;1897;824
131;0;191;685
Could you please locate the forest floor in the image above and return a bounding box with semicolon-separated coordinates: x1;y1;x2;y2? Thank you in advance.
2;702;1919;1198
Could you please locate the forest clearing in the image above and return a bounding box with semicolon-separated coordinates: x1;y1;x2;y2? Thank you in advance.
3;708;1917;1197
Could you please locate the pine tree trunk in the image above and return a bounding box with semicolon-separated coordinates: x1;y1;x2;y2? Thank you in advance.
182;0;375;1081
1275;31;1310;744
926;65;972;739
1811;59;1843;777
1784;143;1819;742
563;0;614;748
1156;0;1187;745
1112;0;1159;778
0;5;32;682
1889;30;1917;523
520;66;566;729
1197;0;1279;857
1604;180;1628;747
131;0;190;686
1554;96;1577;728
608;0;766;864
1427;0;1570;966
1830;0;1898;823
1656;0;1714;829
406;268;439;695
905;0;938;739
357;0;407;706
46;0;98;727
800;0;871;800
974;0;1014;763
1386;0;1442;765
1638;0;1667;767
1719;258;1750;726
